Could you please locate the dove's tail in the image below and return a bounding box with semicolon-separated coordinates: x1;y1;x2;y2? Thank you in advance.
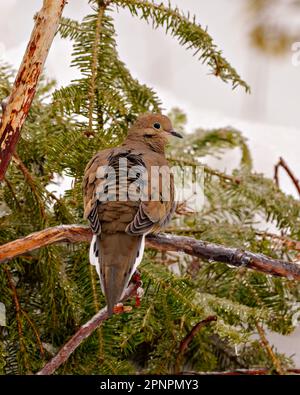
90;233;145;316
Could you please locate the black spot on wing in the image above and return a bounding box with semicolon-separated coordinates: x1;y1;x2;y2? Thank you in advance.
88;201;101;234
126;204;154;235
108;151;146;173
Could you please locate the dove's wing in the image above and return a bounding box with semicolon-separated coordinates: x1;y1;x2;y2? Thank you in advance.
126;153;176;235
83;148;112;234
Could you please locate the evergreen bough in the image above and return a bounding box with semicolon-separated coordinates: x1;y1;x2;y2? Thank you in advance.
0;0;299;374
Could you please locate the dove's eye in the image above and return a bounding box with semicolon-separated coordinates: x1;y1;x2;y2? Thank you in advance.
153;122;161;130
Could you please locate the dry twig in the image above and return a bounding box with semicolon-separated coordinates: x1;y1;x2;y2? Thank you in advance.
174;315;217;373
274;157;300;197
178;368;300;375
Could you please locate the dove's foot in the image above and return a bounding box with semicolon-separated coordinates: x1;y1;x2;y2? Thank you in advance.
113;303;132;314
131;270;144;307
135;286;144;307
132;269;141;284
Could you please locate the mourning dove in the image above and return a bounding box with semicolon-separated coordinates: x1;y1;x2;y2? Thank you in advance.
83;113;182;315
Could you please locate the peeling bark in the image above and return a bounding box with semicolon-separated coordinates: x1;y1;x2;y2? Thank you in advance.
0;0;66;180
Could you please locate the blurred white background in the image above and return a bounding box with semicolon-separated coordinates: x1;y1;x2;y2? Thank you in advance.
0;0;299;365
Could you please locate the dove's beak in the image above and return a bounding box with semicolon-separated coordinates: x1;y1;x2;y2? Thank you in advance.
170;130;183;138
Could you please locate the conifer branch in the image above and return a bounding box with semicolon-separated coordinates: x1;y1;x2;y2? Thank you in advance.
274;157;300;197
4;267;24;349
255;322;284;375
0;0;67;180
36;282;140;375
3;177;21;209
168;157;241;184
204;165;241;184
58;17;83;40
0;225;300;281
11;152;66;211
21;309;45;357
3;266;30;372
115;0;250;92
12;153;46;220
0;0;296;375
88;3;106;135
255;231;300;251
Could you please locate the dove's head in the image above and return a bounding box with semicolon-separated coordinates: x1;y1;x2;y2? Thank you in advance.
126;113;182;153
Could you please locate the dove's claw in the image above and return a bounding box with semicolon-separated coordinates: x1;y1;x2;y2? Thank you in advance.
113;303;124;313
113;303;132;314
135;295;141;307
135;286;144;307
132;270;142;285
131;270;143;307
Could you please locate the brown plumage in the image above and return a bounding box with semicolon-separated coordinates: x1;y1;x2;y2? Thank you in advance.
83;113;182;315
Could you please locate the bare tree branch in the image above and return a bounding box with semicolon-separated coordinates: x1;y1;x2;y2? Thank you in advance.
0;0;67;180
167;227;300;253
0;225;91;263
36;282;140;375
274;156;300;197
178;368;300;375
174;315;217;373
146;233;300;280
0;225;300;281
255;230;300;252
